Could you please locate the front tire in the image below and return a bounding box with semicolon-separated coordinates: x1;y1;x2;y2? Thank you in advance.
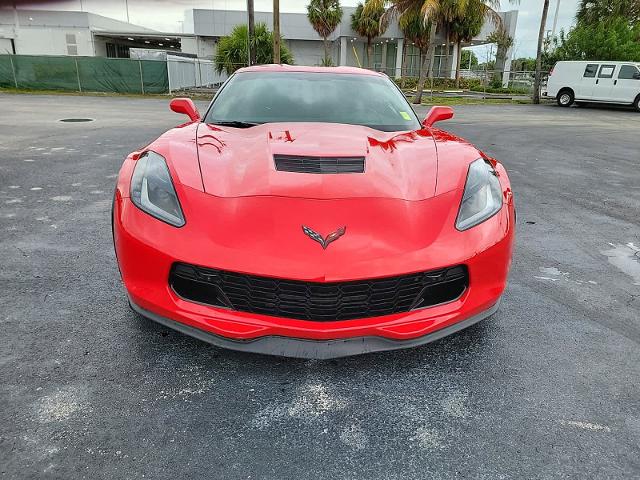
557;89;574;107
634;95;640;112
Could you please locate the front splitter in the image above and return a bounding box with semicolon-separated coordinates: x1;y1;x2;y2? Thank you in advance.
129;299;500;359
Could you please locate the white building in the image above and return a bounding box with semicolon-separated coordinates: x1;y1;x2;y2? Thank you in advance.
0;7;518;80
0;9;184;58
183;7;519;78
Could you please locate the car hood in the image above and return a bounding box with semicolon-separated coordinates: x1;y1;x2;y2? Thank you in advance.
195;122;438;201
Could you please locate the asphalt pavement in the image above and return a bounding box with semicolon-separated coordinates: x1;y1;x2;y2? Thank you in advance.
1;93;639;479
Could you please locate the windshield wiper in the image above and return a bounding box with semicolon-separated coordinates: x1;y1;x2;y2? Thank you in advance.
211;120;260;128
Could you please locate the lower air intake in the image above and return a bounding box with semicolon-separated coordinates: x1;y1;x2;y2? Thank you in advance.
170;263;468;322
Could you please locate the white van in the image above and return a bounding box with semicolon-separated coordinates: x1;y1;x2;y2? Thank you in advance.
544;61;640;111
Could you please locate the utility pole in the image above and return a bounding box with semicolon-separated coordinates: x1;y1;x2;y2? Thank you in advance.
273;0;280;64
125;0;130;23
533;0;550;104
247;0;256;66
551;0;561;38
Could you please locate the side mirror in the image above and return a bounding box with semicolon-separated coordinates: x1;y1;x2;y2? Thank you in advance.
422;106;454;128
633;72;640;80
170;98;200;122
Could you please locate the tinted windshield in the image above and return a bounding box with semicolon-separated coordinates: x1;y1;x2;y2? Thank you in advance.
205;71;421;132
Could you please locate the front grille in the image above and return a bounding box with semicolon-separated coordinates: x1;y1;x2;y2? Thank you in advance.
170;263;468;322
274;154;365;174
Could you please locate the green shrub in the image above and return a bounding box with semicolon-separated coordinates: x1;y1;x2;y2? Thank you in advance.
215;23;293;76
393;76;484;91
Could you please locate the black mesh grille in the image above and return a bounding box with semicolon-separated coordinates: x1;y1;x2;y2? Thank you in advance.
170;263;468;322
274;154;365;174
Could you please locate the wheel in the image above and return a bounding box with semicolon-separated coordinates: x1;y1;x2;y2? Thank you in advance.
557;89;574;107
634;95;640;112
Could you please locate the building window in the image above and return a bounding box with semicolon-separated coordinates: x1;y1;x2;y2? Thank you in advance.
66;33;78;56
106;42;130;58
404;44;423;77
372;43;384;71
432;44;454;78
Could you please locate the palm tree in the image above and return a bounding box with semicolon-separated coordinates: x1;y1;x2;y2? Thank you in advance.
435;0;466;78
399;7;434;103
365;1;513;81
486;26;514;87
351;1;387;68
450;0;491;87
533;0;549;104
363;0;441;77
307;0;344;66
363;0;465;77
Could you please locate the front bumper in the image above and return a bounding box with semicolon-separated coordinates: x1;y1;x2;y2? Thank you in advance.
113;173;515;357
130;297;500;359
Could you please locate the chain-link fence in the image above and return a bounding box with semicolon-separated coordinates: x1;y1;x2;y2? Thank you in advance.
373;67;549;99
166;55;227;93
0;54;550;101
0;54;170;93
0;54;228;94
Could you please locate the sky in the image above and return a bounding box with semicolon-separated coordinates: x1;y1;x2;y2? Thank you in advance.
13;0;582;58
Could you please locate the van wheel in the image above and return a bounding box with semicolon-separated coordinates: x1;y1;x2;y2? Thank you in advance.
634;95;640;112
557;89;574;107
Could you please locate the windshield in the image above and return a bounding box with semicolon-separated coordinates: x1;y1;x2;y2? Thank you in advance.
205;71;421;132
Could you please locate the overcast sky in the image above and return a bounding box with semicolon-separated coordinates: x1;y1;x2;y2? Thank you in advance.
15;0;581;58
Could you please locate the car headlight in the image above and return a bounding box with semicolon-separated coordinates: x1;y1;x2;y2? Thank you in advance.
456;158;503;231
130;151;185;227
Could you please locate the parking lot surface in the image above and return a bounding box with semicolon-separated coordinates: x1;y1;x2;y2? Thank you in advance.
1;94;639;479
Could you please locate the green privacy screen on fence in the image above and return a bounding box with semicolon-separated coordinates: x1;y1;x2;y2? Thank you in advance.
0;55;169;94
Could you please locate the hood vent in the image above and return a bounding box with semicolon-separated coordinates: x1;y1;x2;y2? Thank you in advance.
274;154;365;174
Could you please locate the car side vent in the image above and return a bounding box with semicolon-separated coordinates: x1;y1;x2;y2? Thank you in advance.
274;154;365;174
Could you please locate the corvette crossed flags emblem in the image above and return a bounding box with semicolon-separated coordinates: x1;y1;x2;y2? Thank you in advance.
302;225;346;250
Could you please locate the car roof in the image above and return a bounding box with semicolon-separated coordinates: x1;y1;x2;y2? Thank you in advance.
234;64;385;77
556;60;635;64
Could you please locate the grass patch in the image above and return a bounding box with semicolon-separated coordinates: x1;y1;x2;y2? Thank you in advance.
418;96;532;106
469;85;531;95
1;87;533;106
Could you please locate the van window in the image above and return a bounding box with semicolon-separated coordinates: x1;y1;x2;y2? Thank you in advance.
583;64;598;78
618;65;640;79
598;65;616;78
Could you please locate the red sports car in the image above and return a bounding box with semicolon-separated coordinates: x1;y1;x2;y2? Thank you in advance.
113;65;515;359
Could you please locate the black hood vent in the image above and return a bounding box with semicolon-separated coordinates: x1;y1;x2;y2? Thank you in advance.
274;154;365;174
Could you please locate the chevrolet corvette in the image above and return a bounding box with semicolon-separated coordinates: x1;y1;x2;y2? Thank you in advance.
112;65;515;359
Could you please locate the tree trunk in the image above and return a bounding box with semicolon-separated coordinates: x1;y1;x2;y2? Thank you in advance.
533;0;550;104
413;49;429;105
367;38;373;69
402;41;408;79
323;37;329;64
494;44;507;87
273;0;280;64
426;23;437;79
454;40;463;88
247;0;256;65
